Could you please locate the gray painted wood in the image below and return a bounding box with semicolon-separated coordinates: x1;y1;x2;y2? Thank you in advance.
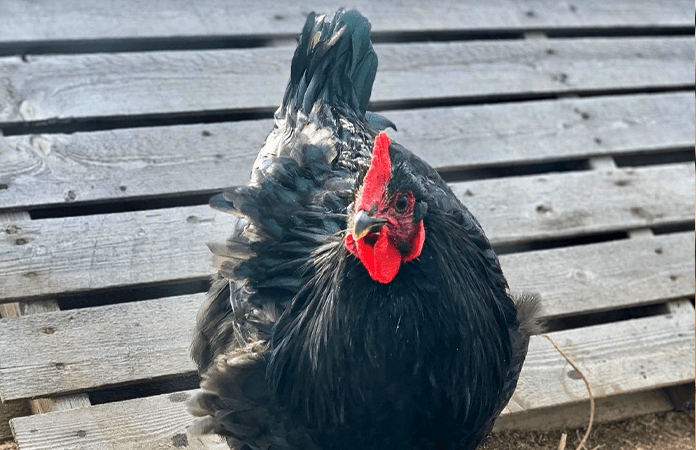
0;231;692;402
0;164;692;302
10;307;694;450
1;0;692;44
1;92;692;211
1;37;693;123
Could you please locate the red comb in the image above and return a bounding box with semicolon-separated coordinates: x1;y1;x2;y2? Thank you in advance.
356;132;391;211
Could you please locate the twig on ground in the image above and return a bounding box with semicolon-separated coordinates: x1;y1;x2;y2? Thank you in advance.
542;334;595;450
557;432;567;450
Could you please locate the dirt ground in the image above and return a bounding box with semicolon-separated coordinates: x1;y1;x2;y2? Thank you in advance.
482;409;695;450
0;409;693;449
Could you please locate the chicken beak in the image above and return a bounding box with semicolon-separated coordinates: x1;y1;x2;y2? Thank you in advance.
352;210;387;240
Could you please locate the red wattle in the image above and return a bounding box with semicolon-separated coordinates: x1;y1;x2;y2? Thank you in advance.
345;230;401;284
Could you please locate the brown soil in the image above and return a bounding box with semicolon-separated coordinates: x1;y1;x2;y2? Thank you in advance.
482;409;694;450
1;410;693;450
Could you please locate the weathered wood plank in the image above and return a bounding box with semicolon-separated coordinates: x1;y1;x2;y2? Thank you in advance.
0;294;201;402
0;297;91;423
0;206;237;303
456;163;695;245
504;307;695;415
1;37;693;123
495;388;675;431
1;0;691;45
503;232;694;318
1;92;692;211
10;390;226;450
10;309;694;450
0;232;692;402
0;213;36;440
0;212;93;437
1;164;692;303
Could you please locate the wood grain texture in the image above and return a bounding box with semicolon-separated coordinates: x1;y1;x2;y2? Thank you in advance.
1;164;692;303
456;163;695;245
1;37;693;123
0;206;238;303
504;306;695;414
0;232;692;402
28;395;91;415
494;388;675;431
0;213;29;440
0;212;91;439
0;294;201;402
10;390;227;450
10;308;694;450
1;0;691;44
503;232;695;318
1;92;692;211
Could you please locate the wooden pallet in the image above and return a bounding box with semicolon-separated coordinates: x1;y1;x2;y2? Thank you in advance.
1;1;694;448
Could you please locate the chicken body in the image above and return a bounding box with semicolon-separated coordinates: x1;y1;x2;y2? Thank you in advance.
188;9;539;450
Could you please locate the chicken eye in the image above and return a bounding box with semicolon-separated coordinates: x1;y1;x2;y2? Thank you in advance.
394;193;409;213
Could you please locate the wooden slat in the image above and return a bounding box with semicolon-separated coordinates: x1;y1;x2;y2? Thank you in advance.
1;0;691;45
494;389;675;431
505;307;695;414
0;206;237;303
0;298;91;438
397;92;694;171
1;37;693;124
1;92;692;211
0;213;31;441
10;390;227;450
0;209;92;441
456;163;695;245
10;308;694;450
0;232;692;402
0;294;201;402
1;163;692;303
503;232;694;318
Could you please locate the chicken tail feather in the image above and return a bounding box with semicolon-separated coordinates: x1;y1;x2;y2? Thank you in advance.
281;9;377;117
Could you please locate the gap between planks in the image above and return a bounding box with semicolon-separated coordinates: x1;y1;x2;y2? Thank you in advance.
0;212;90;442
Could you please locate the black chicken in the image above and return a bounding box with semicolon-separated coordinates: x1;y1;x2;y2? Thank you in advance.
188;9;540;450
